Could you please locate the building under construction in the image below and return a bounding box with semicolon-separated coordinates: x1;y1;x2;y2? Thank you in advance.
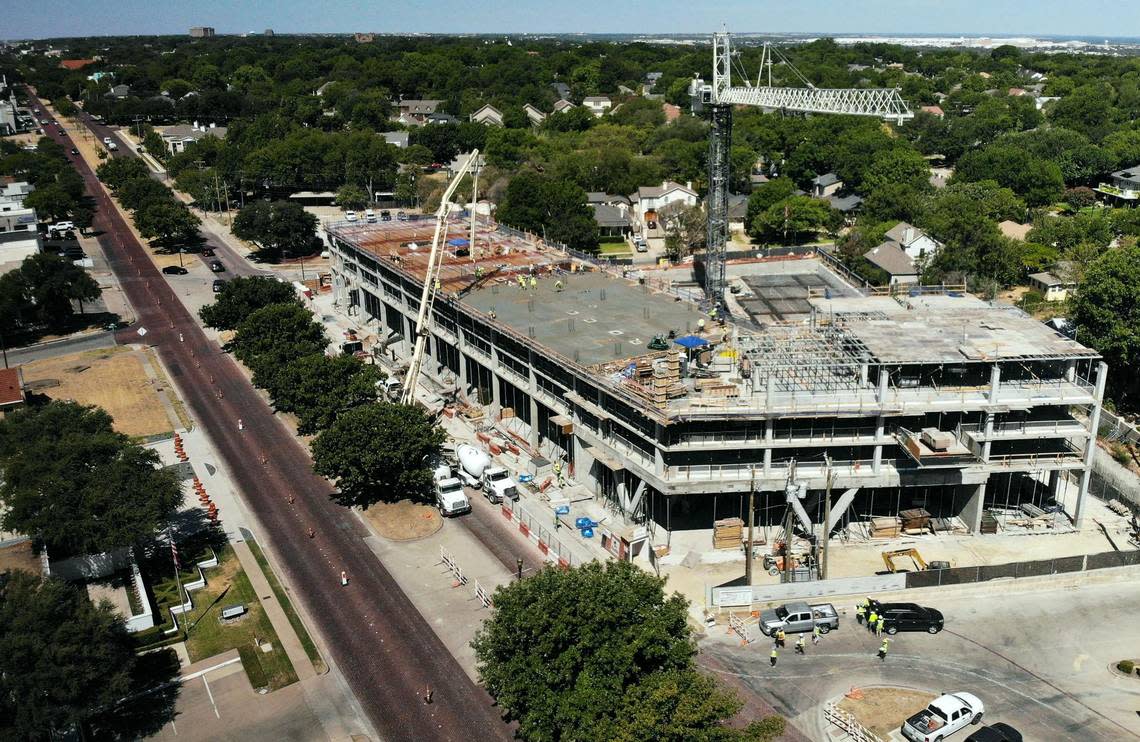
324;218;1108;543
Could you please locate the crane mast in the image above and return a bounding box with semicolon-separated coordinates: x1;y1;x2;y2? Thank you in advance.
694;31;913;309
399;151;479;406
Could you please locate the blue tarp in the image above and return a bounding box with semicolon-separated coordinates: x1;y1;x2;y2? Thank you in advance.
447;237;469;247
674;334;710;349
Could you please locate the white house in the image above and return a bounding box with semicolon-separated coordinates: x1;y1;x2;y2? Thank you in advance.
1028;272;1075;302
448;152;485;178
159;122;227;155
552;99;576;114
629;181;699;222
582;96;612;117
469;104;504;127
884;221;942;263
811;173;843;198
523;103;546;126
864;242;919;286
382;131;409;148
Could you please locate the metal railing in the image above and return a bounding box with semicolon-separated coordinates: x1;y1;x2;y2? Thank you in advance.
501;497;583;568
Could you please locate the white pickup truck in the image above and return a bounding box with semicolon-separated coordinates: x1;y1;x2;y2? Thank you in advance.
901;692;985;742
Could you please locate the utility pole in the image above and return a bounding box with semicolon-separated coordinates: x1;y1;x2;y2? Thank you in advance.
822;454;833;581
783;460;796;584
745;466;756;585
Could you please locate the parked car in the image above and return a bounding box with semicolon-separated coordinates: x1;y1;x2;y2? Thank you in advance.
102;136;112;144
964;723;1022;742
209;260;225;273
396;211;408;221
634;236;648;252
201;248;215;257
365;208;376;223
107;141;118;151
161;265;188;275
759;601;839;636
212;279;227;293
902;693;984;742
381;210;392;221
647;220;658;230
870;602;945;635
345;210;358;222
70;147;79;156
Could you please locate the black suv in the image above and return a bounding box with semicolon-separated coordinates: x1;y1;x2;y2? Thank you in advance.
965;723;1022;742
870;602;944;634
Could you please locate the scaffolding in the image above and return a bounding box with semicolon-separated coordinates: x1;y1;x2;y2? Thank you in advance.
740;323;872;394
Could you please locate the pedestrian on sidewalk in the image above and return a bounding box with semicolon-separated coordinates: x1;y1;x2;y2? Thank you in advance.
770;647;778;667
877;638;890;662
794;635;806;655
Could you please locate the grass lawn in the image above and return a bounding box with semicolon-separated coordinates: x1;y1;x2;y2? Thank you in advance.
153;545;298;690
245;537;326;674
598;242;632;256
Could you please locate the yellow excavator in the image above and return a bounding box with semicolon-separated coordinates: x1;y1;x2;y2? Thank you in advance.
882;548;949;573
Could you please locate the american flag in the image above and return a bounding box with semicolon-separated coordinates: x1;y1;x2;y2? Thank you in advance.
170;532;180;570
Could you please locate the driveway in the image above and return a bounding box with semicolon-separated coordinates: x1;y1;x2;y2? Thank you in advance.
700;579;1140;741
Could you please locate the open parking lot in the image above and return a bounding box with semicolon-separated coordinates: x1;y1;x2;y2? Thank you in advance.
700;578;1140;741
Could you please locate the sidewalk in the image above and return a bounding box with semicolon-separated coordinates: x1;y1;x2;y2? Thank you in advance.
232;540;317;680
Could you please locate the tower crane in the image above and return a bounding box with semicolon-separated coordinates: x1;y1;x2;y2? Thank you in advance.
691;31;914;308
400;150;480;406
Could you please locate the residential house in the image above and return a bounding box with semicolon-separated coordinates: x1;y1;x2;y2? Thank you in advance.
863;242;919;286
727;194;749;233
1095;164;1140;204
425;112;458;125
448;152;485;178
661;103;681;123
469;104;504;127
644;72;663;91
1028;272;1075;302
1035;96;1060;111
0;181;41;274
811;173;843;199
382;131;409;148
158;122;227;155
58;59;96;71
998;220;1032;241
919;105;944;118
828;194;863;221
884;221;942;263
582;96;612;117
109;84;130;98
587;192;631;208
397;99;442;119
1008;87;1028;97
87;71;113;82
617;84;636;96
189;27;215;38
551;82;571;100
552;99;576;114
591;203;633;237
0;367;26;416
354;32;375;43
315;81;336;97
523;103;546;126
630;180;698;223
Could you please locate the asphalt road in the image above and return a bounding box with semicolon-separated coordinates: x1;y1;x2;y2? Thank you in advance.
40;98;513;741
701;580;1140;741
5;329;116;365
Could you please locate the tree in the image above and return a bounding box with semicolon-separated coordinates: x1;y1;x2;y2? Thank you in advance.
750;196;834;245
496;170;598;251
745;177;796;230
95;157;150;190
21;183;75;222
0;573;137;740
0;401;182;556
311;403;446;507
659;203;706;261
953;144;1065;206
471;561;762;742
1073;244;1140;408
199;275;299;330
335;184;368;210
116;176;173;212
270;353;385;435
231;303;328;388
0;253;100;331
135;200;200;244
861;148;932;194
232;201;319;261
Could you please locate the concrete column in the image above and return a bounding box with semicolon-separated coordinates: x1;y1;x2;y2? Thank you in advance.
528;395;540;447
962;482;986;533
877;366;889;403
1074;361;1109;527
988;363;1002;403
654;445;666;477
982;411;994;461
872;415;885;473
1065;360;1077;383
766;375;776;408
763;419;773;475
859;363;869;387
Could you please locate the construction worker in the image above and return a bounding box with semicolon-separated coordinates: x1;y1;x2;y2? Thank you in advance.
877;638;890;662
812;625;821;645
794;635;806;655
340;570;349;586
554;279;564;292
474;265;483;280
876;615;885;637
434;278;441;292
307;527;316;539
855;602;866;625
517;275;526;290
867;609;878;632
709;306;718;321
775;628;786;648
489;310;496;320
553;460;564;486
529;275;537;290
423;686;434;704
769;647;778;667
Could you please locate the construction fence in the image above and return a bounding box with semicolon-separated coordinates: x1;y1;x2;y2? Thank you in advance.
710;549;1140;608
500;496;582;568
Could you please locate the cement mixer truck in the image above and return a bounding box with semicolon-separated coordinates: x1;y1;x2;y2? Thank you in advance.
457;444;519;504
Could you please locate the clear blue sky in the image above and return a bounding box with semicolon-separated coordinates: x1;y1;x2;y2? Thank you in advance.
6;1;1139;40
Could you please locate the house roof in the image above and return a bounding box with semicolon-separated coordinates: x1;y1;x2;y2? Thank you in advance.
661;103;681;122
400;99;442;114
315;81;336;95
591;203;631;229
998;220;1032;241
523;103;545;115
426;112;458;124
1029;272;1071;287
0;367;24;408
727;193;749;220
633;181;697;201
469;104;503;124
864;242;918;276
829;194;864;212
552;82;571;99
884;221;933;247
382;131;409;147
812;172;840;187
552;99;576;112
160;124;226;141
586;192;630;206
59;59;96;70
1110;165;1140;186
582;96;611;105
920;105;944;116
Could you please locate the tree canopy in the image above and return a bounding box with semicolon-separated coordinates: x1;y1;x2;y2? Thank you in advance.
269;353;385;435
199;275;299;330
0;253;101;336
0;401;182;556
230;302;329;389
496;170;599;252
311;403;445;507
231;200;320;261
1073;245;1140;408
471;560;782;742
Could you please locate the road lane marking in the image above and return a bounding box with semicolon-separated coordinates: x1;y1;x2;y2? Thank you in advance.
202;676;221;719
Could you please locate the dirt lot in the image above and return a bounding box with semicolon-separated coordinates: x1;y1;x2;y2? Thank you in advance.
21;346;176;437
838;686;935;738
362;500;442;541
0;540;41;575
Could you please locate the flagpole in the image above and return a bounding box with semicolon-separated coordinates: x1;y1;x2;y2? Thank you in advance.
169;529;185;623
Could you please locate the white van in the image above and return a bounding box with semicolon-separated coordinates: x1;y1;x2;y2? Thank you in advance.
435;477;470;516
365;208;376;223
634;236;649;252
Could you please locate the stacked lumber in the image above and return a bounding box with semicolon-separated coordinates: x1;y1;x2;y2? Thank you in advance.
713;517;744;550
899;508;931;531
870;517;901;538
1107;499;1132;517
979;511;999;534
